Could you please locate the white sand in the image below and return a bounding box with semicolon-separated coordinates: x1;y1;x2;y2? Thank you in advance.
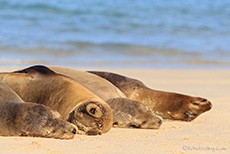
0;67;229;154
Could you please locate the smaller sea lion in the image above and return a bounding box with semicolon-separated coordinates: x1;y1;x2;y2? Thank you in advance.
89;71;212;121
0;82;77;139
107;98;162;129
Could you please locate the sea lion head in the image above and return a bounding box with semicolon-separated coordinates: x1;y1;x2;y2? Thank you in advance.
107;98;162;129
16;103;78;139
163;94;212;121
125;112;163;129
68;100;113;135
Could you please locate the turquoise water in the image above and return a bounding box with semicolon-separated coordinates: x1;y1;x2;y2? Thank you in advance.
0;0;230;68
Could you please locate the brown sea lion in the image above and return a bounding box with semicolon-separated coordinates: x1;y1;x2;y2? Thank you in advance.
46;66;162;129
0;66;113;135
0;82;77;139
47;65;126;101
89;71;212;121
107;98;162;129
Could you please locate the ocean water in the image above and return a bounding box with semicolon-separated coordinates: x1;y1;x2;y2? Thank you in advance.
0;0;230;68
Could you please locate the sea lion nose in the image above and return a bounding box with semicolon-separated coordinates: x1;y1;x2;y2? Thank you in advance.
198;98;212;111
206;101;212;110
72;128;77;134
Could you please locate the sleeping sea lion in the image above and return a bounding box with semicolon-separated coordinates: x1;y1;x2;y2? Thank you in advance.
107;98;162;129
47;65;126;101
0;66;113;135
0;82;77;139
89;71;212;121
46;65;162;129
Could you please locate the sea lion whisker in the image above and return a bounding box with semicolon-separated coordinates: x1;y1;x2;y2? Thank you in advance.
71;120;89;133
44;131;53;137
129;123;141;128
96;122;102;128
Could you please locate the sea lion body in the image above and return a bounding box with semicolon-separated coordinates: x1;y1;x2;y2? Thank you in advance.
47;66;163;129
0;66;113;135
47;66;126;101
0;82;77;139
89;71;212;121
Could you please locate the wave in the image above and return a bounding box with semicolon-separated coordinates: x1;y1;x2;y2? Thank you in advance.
64;41;212;58
1;42;229;68
0;56;229;68
1;42;201;57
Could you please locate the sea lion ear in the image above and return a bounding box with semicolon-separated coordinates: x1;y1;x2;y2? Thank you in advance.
14;65;56;75
86;102;103;118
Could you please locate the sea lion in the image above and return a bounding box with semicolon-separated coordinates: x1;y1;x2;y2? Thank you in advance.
47;65;126;101
46;66;162;129
89;71;212;121
0;66;113;135
0;82;77;139
107;98;162;129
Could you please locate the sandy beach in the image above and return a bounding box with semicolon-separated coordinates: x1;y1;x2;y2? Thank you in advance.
0;67;229;154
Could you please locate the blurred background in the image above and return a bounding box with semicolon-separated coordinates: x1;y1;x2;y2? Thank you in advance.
0;0;230;68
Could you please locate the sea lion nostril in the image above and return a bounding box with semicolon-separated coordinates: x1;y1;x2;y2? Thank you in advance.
201;99;207;102
72;128;76;134
90;108;96;114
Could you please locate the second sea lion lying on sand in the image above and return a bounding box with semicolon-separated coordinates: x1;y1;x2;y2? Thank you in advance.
89;71;212;121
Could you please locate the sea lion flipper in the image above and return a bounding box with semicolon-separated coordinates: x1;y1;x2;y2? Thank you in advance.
14;65;56;75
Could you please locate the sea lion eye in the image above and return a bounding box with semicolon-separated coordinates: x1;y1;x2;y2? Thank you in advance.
72;128;77;134
192;103;199;106
78;107;83;112
86;102;103;118
90;108;96;114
